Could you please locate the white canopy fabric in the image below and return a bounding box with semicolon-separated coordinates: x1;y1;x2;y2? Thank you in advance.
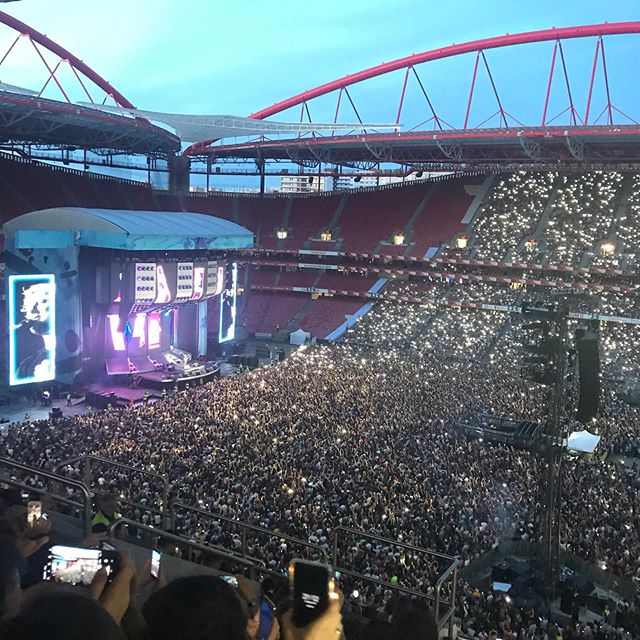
79;103;397;142
567;430;601;454
290;328;310;345
0;81;38;96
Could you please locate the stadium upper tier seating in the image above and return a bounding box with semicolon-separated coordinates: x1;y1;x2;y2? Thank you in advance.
0;155;476;257
4;155;640;338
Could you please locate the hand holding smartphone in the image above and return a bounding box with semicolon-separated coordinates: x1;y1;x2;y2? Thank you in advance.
27;501;42;526
288;560;335;628
43;545;119;586
150;548;161;579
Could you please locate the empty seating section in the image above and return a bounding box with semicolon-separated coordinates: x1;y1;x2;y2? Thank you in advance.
0;156;478;261
299;298;364;338
249;270;278;286
169;193;237;222
236;198;258;232
408;180;474;258
376;243;407;257
316;273;374;292
0;156;157;228
471;172;557;260
277;271;318;288
283;194;342;250
338;187;422;253
242;292;308;334
252;199;285;248
542;172;623;264
308;240;338;251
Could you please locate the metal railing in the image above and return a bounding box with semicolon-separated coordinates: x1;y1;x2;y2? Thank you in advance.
108;518;261;571
333;526;459;638
0;457;93;536
8;454;459;635
54;455;170;527
171;502;328;574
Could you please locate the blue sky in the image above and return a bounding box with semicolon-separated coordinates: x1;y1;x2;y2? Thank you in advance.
2;0;639;131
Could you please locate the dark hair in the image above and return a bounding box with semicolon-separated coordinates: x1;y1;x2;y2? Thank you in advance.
0;539;22;620
142;575;248;640
392;608;439;640
363;620;398;640
0;591;126;640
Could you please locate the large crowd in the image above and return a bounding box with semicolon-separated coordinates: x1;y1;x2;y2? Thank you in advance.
4;163;640;637
2;282;640;637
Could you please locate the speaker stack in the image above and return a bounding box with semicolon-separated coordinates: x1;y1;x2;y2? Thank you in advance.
575;328;600;423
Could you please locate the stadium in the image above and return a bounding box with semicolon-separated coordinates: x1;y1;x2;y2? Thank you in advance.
0;3;639;640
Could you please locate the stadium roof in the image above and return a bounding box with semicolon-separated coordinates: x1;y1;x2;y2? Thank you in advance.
0;91;180;154
4;207;253;251
196;125;640;168
79;104;396;143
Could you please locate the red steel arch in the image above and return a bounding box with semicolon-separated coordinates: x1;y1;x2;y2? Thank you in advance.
249;22;640;120
186;21;640;155
0;9;135;108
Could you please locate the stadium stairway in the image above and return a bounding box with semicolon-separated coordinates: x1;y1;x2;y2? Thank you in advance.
400;186;436;257
460;174;497;225
609;172;635;240
328;193;349;230
276;198;294;250
282;298;317;335
282;275;324;333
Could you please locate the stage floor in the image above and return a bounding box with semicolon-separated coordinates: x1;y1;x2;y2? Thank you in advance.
84;383;163;404
0;396;89;427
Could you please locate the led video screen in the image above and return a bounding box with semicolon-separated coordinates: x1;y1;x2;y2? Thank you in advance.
9;274;56;386
218;262;237;343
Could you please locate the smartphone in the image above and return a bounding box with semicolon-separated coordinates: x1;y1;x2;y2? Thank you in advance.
219;574;239;587
27;501;42;525
43;545;118;586
151;548;161;579
289;560;334;628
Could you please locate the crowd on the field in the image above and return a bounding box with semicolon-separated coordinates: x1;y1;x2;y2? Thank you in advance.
2;291;640;637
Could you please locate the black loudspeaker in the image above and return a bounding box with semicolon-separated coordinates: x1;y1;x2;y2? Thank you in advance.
491;561;512;583
576;331;600;423
168;155;191;194
118;263;135;332
95;263;111;305
50;408;63;420
560;585;575;614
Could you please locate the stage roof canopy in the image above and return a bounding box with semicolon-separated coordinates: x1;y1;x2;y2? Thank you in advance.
3;207;254;251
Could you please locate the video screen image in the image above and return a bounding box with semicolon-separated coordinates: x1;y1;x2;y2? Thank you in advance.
9;274;56;386
219;262;238;343
45;546;105;586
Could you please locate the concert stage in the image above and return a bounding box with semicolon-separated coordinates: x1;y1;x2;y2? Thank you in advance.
84;383;160;408
3;207;252;391
85;358;220;407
